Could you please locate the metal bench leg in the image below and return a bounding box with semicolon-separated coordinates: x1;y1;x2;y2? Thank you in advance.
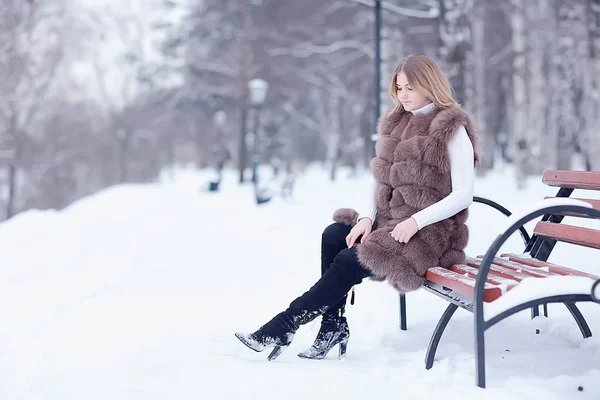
531;304;549;318
531;305;540;319
475;303;487;388
531;304;549;334
399;294;407;330
425;303;458;369
564;302;592;338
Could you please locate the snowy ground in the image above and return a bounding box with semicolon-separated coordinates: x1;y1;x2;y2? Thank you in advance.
0;164;599;399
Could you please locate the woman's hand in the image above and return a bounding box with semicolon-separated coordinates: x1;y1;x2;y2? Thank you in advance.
390;217;419;243
346;218;373;248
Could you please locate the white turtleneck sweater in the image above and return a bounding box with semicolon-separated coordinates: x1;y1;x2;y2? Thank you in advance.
357;102;475;230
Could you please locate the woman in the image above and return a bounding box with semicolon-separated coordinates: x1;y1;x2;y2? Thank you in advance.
235;54;479;361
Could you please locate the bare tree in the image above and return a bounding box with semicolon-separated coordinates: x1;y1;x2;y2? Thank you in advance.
437;0;474;109
583;0;600;170
510;0;529;188
555;0;587;170
73;0;174;183
0;0;66;218
180;0;266;182
472;0;489;172
524;0;553;173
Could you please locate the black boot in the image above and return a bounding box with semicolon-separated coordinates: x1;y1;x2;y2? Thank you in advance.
235;308;324;361
235;311;297;361
298;308;350;360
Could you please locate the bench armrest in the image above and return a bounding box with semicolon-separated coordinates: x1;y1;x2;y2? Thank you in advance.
592;279;600;303
473;196;531;246
474;198;599;319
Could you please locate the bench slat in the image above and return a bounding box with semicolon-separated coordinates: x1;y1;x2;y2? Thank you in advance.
476;256;555;278
542;170;600;190
425;267;503;302
501;253;599;279
542;197;600;218
449;264;520;287
534;221;600;250
465;257;532;281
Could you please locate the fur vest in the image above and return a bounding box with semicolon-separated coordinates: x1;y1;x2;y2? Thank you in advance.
333;106;479;293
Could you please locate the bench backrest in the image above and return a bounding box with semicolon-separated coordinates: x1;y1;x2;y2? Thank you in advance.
542;170;600;191
529;170;600;259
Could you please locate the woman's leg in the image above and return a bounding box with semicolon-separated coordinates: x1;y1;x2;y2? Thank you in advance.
320;222;353;316
289;246;371;313
235;244;372;360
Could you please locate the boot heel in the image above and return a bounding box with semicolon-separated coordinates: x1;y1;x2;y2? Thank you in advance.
268;345;288;361
338;338;348;360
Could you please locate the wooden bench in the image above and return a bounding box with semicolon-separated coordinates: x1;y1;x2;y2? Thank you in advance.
399;170;600;388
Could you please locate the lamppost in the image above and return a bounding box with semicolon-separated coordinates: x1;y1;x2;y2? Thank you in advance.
117;128;129;183
247;78;269;186
0;149;15;219
209;110;228;191
213;110;227;161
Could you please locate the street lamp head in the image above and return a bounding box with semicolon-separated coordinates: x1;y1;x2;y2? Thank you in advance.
213;110;227;127
248;78;269;106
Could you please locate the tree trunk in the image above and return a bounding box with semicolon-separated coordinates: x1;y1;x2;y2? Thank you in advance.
118;129;130;183
525;0;550;174
555;0;586;170
6;163;16;219
437;0;474;108
328;92;342;182
511;0;529;188
543;2;560;170
4;113;21;220
381;27;404;111
472;0;490;173
238;99;249;184
585;0;600;170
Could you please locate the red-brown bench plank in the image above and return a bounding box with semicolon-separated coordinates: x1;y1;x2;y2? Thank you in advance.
465;257;533;281
449;264;520;288
425;267;504;302
542;170;600;190
501;253;599;279
475;256;555;278
534;221;600;250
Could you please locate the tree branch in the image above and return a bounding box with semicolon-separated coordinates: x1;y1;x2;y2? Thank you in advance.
348;0;439;19
282;101;321;133
270;40;374;58
187;60;239;79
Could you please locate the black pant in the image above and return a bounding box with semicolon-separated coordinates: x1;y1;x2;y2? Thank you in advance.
288;222;372;317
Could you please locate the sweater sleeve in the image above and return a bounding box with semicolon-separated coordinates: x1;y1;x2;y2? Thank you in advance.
357;174;377;223
411;125;475;230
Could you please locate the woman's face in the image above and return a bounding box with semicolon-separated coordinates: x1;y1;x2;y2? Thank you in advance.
396;72;431;112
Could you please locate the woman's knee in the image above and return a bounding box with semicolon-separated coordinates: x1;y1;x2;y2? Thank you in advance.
332;248;372;281
322;222;351;245
332;247;352;264
332;248;359;271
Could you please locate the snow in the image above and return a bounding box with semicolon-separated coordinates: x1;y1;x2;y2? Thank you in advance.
0;164;599;399
485;276;596;318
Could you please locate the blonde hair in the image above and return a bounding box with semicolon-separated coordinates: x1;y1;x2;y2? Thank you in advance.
388;54;459;115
